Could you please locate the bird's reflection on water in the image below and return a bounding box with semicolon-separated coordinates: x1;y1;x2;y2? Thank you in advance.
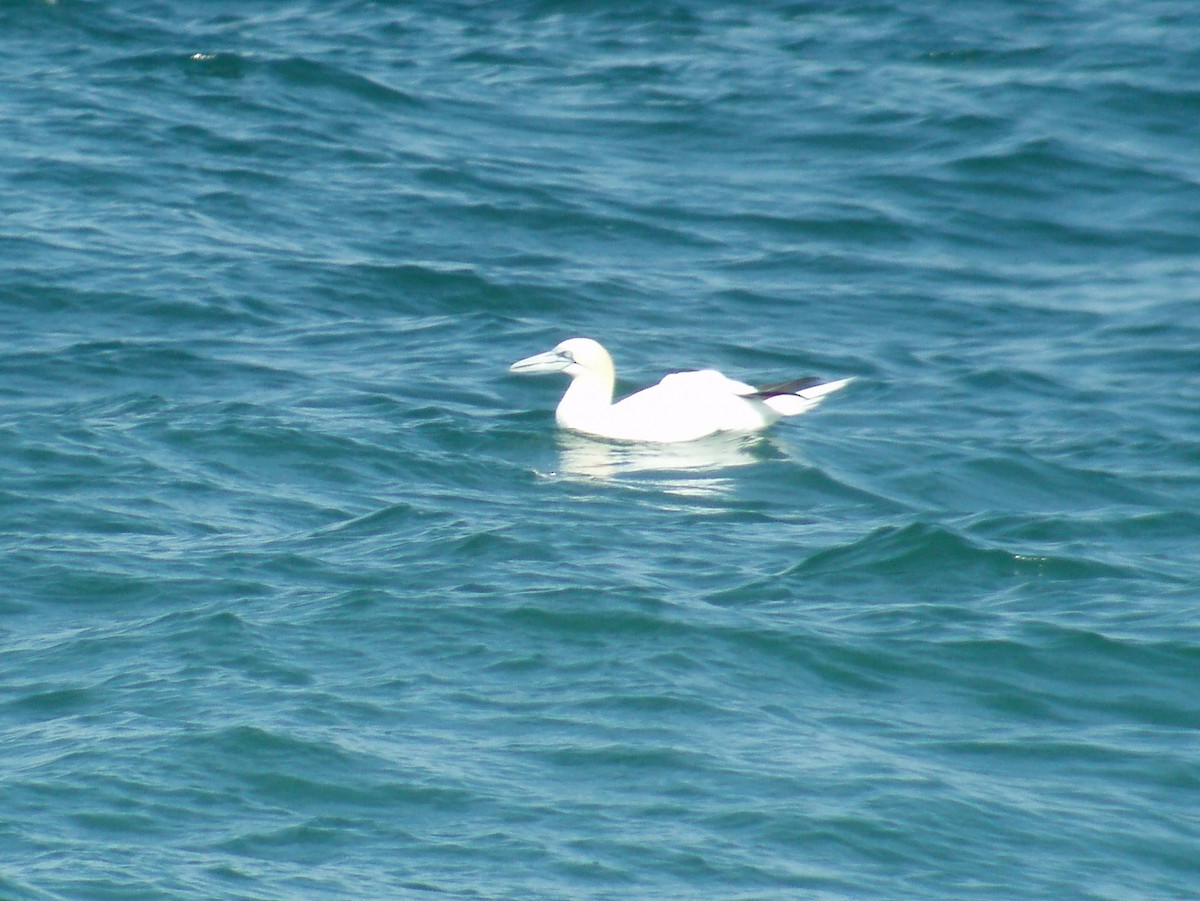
551;430;789;496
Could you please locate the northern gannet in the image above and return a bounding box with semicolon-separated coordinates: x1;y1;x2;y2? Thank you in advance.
510;337;851;443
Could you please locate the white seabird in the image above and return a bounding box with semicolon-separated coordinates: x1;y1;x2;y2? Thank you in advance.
510;337;851;443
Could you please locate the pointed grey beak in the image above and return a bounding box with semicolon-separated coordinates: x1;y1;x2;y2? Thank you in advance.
510;349;572;374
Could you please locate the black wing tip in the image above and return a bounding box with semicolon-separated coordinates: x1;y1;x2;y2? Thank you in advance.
751;377;823;398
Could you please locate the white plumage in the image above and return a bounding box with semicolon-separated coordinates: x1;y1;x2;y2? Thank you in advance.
510;337;851;443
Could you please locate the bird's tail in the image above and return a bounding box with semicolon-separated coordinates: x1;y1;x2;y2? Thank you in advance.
754;377;853;417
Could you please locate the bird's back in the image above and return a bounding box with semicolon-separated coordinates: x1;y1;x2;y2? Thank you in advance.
599;370;774;442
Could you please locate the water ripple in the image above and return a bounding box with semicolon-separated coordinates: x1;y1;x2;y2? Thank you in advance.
2;1;1199;898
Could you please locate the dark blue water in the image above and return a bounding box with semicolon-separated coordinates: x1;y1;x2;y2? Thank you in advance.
2;1;1199;898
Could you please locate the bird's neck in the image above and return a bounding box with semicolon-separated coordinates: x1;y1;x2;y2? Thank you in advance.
556;371;613;428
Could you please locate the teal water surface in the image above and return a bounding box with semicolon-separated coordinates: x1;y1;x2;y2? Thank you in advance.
2;1;1199;898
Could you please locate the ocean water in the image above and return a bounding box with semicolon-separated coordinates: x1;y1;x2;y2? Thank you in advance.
2;0;1199;897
